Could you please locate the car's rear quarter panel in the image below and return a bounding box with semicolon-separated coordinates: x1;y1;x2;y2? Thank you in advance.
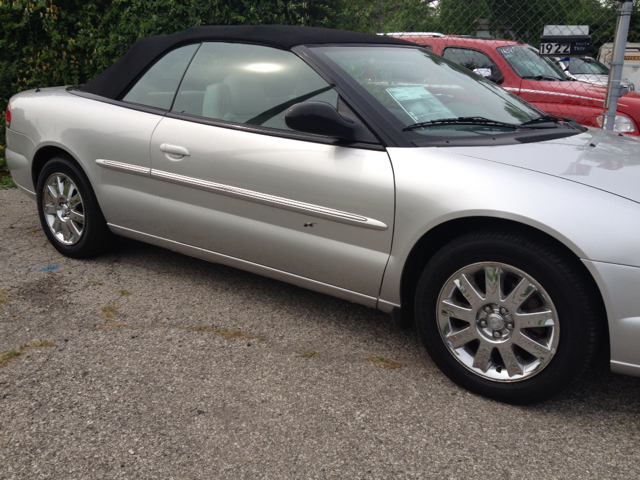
7;88;167;235
5;128;36;193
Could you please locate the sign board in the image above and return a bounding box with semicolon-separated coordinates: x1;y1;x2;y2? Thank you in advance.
540;25;591;57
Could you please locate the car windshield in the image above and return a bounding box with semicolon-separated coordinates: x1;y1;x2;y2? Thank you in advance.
313;46;542;137
497;45;569;80
568;57;609;75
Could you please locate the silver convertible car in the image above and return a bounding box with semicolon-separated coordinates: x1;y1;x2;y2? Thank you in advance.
6;26;640;403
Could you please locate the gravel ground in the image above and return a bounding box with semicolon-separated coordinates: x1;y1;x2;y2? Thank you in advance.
1;187;640;479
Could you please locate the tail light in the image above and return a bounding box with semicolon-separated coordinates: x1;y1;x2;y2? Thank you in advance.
5;104;10;128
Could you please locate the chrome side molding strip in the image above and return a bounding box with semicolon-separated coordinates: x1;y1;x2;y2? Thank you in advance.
518;89;605;103
96;159;388;230
151;169;388;230
108;223;379;309
95;159;151;177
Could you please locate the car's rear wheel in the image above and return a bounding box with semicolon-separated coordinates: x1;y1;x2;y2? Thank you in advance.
37;157;115;258
415;229;600;404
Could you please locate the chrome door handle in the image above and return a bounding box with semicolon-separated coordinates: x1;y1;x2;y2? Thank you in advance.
159;143;190;159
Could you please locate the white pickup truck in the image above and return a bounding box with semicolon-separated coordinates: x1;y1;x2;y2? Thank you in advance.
598;42;640;91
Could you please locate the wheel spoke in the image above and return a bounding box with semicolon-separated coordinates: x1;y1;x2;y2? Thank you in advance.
440;299;475;322
68;219;82;238
56;176;65;196
446;326;477;349
498;345;524;377
472;344;493;373
513;331;553;361
44;203;57;215
60;221;72;242
453;273;484;309
484;266;502;303
51;216;62;234
513;310;555;328
47;184;59;201
502;277;536;310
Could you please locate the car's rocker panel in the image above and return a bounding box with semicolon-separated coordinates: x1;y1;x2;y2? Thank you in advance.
108;223;380;309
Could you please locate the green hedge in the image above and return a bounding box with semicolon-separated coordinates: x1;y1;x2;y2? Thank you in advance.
0;0;377;186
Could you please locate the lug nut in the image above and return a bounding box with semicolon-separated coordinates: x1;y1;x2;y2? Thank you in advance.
483;306;492;313
500;307;508;315
480;320;487;328
493;331;502;338
507;323;514;330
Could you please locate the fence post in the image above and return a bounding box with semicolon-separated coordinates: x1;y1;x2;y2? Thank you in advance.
603;0;634;131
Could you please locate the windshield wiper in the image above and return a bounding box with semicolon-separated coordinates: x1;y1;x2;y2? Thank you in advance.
520;115;561;128
403;116;519;131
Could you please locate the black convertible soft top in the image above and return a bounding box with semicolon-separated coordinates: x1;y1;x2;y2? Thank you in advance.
79;25;415;100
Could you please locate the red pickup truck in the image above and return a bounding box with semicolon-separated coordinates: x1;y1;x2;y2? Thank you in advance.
395;35;640;136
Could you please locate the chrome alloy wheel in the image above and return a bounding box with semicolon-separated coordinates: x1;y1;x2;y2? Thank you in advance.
437;262;559;382
42;173;85;245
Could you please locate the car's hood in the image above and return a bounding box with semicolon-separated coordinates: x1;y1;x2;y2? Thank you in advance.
573;74;608;87
573;74;634;90
447;128;640;203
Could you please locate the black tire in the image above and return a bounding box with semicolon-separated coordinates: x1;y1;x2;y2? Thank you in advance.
36;156;115;258
415;229;601;404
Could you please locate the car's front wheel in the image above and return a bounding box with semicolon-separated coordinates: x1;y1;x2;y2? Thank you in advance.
37;156;115;258
415;229;601;404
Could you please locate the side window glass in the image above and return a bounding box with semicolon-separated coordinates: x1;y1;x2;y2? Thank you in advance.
443;47;502;82
172;42;339;131
122;44;200;109
443;48;495;71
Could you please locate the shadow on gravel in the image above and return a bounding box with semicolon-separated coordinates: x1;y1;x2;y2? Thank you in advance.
57;236;640;410
100;236;415;338
543;350;640;414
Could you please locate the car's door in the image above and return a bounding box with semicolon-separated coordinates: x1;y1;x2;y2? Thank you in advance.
149;42;395;297
91;44;200;236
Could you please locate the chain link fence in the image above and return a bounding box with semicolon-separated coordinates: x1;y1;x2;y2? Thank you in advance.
379;0;640;134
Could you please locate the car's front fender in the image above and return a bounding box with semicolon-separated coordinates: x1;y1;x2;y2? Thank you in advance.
380;146;640;308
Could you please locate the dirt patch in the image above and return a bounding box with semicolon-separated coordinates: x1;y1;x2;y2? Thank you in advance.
99;303;121;321
0;340;56;370
366;355;402;370
0;289;11;311
192;325;256;340
92;321;127;330
299;350;319;358
18;275;64;310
